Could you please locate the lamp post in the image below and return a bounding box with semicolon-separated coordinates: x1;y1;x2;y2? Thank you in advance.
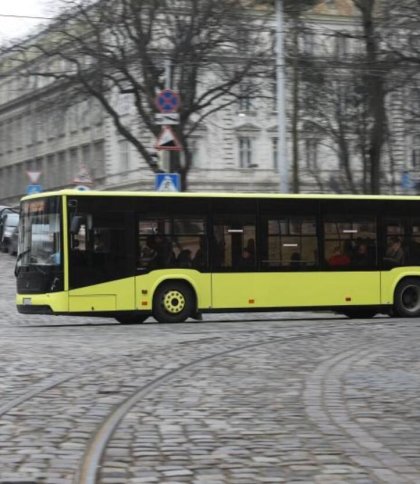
275;0;289;193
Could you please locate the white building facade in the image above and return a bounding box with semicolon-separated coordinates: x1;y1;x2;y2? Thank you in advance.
0;0;416;205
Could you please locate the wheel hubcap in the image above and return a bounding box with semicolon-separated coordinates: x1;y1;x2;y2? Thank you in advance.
163;290;185;314
401;285;420;312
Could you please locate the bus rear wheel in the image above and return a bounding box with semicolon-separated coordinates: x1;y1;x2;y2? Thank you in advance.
116;314;148;324
153;281;194;324
394;278;420;317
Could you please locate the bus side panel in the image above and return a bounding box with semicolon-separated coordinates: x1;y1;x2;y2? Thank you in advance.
211;272;381;310
68;277;135;312
136;270;212;311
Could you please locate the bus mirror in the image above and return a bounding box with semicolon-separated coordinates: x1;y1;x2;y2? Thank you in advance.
70;215;84;234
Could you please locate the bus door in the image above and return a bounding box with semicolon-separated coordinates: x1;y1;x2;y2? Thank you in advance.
211;213;256;309
67;205;136;314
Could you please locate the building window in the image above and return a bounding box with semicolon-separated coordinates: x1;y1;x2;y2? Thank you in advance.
187;138;200;168
302;32;314;56
411;135;420;169
410;88;420;113
57;151;66;187
272;137;278;171
69;148;78;182
118;139;130;171
68;105;79;133
45;154;55;188
239;137;253;168
305;139;318;170
93;141;105;178
335;35;347;58
238;84;253;113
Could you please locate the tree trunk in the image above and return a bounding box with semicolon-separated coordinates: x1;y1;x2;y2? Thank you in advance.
359;0;386;194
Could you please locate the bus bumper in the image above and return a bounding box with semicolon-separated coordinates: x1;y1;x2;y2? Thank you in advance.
16;292;68;314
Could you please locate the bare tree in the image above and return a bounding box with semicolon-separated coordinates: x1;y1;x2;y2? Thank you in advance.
3;0;274;190
296;0;407;194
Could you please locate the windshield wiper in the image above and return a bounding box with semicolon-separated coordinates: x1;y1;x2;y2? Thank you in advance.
15;249;30;264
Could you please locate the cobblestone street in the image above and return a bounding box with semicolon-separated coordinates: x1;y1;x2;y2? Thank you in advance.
0;252;420;483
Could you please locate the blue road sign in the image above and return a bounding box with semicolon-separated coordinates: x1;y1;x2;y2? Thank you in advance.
155;173;181;192
156;89;180;113
26;184;42;195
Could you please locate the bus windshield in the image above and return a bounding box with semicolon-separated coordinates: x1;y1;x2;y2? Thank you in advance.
17;198;61;267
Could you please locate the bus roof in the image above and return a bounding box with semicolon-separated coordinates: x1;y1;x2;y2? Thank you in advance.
19;188;420;203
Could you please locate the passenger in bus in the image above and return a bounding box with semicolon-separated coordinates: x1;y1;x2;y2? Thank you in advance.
239;247;254;268
352;242;370;266
177;249;193;268
94;233;106;252
246;238;255;257
141;236;157;266
192;239;206;268
328;246;350;267
384;237;404;266
153;234;175;267
290;252;302;268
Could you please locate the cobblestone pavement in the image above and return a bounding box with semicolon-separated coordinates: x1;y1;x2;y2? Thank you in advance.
0;252;420;483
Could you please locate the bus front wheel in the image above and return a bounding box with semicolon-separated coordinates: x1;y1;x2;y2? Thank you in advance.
394;278;420;317
153;281;195;324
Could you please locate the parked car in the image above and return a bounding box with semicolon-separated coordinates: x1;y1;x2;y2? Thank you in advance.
0;211;19;253
9;225;18;256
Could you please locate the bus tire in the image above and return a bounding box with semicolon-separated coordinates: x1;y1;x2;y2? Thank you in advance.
394;278;420;317
116;314;148;324
153;281;195;324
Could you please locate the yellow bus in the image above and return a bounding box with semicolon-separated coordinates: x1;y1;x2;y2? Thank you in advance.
15;189;420;323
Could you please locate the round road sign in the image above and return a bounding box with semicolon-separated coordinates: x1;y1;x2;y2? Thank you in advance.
156;89;180;113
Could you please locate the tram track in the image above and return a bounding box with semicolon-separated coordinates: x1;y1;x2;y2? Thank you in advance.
0;317;407;416
0;318;416;483
74;320;404;484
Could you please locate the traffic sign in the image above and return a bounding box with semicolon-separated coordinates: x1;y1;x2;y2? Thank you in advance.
73;165;93;185
155;126;182;151
26;184;42;195
155;173;181;192
26;171;42;183
155;113;180;125
155;89;180;113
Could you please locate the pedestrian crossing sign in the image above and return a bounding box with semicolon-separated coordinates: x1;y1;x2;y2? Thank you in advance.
155;173;181;192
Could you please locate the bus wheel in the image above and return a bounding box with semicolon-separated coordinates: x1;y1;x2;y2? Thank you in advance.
394;278;420;317
116;314;148;324
153;281;194;324
342;309;376;319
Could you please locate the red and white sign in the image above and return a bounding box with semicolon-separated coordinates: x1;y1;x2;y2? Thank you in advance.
26;171;42;183
155;126;182;151
155;89;180;113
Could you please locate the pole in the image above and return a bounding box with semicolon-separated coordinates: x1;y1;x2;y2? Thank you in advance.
276;0;289;193
164;59;173;172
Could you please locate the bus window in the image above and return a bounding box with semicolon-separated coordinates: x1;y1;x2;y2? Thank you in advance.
405;220;420;265
138;215;207;271
262;216;318;269
212;214;256;270
324;217;377;269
